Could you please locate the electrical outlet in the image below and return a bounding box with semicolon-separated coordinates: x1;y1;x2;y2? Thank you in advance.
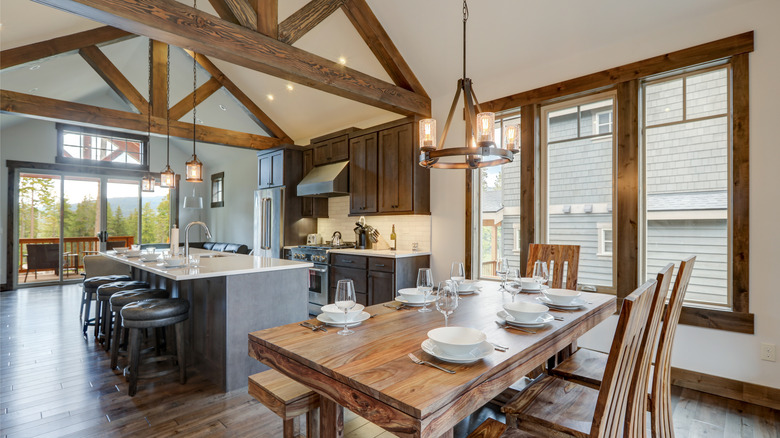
760;343;776;362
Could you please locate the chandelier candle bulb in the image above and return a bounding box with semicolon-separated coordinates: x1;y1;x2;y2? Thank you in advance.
504;124;519;152
419;119;437;150
476;112;495;145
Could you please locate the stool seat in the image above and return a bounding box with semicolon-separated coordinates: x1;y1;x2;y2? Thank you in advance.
82;274;132;338
84;274;131;290
122;298;190;328
98;281;150;300
249;370;320;437
110;289;168;310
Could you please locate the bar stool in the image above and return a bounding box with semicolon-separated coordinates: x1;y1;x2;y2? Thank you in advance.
109;288;168;370
96;280;150;350
121;298;189;396
82;274;131;337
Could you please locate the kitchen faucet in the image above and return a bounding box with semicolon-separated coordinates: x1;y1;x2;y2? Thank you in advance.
184;221;212;260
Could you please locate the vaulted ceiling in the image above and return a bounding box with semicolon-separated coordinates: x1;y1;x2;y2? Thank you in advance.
1;0;747;145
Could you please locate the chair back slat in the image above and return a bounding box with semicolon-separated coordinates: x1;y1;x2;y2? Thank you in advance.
625;263;675;437
591;278;657;438
651;256;696;438
525;244;580;289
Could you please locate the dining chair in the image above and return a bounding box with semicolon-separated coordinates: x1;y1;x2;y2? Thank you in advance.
525;243;580;290
550;256;695;438
501;277;660;438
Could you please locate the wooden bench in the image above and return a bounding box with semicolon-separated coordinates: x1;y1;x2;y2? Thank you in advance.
249;370;320;438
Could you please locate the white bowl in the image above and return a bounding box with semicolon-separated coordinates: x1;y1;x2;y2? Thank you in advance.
427;327;487;357
321;304;365;322
126;250;142;257
140;253;159;262
503;302;549;323
458;280;480;291
163;256;187;267
114;247;129;254
542;289;581;305
397;288;426;303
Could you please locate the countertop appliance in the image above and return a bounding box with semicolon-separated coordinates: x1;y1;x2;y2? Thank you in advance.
306;234;322;245
288;242;356;315
253;188;284;258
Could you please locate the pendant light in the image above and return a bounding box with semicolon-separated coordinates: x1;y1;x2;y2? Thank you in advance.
418;1;518;169
141;40;156;192
159;41;176;188
185;0;203;183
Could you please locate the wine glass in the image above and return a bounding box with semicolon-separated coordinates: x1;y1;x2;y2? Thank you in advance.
509;268;521;302
450;262;465;286
335;279;357;336
417;268;434;313
436;280;458;327
496;259;508;291
532;261;549;290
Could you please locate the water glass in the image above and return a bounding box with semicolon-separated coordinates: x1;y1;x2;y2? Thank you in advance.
509;268;521;302
496;259;508;290
335;279;357;336
450;262;465;284
533;261;549;289
416;268;434;313
436;280;458;327
188;254;200;267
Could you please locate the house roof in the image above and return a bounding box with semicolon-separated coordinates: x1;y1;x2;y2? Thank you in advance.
647;191;727;211
482;190;503;213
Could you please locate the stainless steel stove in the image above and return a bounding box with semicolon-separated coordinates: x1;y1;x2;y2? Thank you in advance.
288;243;356;314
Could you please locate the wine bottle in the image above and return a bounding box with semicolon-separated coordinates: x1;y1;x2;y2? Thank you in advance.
390;224;397;251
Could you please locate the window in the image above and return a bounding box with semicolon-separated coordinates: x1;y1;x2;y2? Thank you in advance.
642;66;730;307
542;95;616;291
513;224;522;253
211;172;224;208
56;124;149;169
477;114;521;279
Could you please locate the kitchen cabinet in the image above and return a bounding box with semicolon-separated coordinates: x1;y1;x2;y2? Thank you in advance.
349;133;378;215
346;119;430;216
329;253;430;306
257;150;283;188
313;134;349;166
301;149;328;218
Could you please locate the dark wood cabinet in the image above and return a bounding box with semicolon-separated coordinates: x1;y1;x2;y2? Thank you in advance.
301;149;328;218
368;270;394;305
329;253;430;306
378;124;414;213
257;150;283;189
349;133;378;215
313;134;349;166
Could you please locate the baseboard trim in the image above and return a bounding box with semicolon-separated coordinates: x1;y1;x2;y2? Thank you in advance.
671;367;780;410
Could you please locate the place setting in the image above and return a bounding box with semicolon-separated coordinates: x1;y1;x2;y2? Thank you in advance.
536;288;588;310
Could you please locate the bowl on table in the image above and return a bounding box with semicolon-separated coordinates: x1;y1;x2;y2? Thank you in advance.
427;327;487;357
542;289;581;306
457;280;481;292
162;256;187;267
397;288;427;303
321;304;365;322
140;253;160;262
125;250;142;257
503;302;549;323
114;247;129;254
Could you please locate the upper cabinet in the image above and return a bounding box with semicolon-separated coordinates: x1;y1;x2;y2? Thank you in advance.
348;120;429;216
313;134;349;166
257;150;283;189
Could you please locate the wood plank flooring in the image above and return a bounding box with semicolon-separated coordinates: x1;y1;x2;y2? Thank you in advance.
1;284;777;437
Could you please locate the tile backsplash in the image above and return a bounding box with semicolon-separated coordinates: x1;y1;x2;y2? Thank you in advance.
317;197;431;252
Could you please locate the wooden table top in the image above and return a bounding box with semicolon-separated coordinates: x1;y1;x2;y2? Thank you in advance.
249;284;616;438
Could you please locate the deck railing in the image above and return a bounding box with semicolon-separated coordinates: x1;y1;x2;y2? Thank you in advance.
18;236;135;272
481;260;497;278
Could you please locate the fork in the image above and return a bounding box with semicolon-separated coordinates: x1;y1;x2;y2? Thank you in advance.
495;321;537;334
408;353;456;374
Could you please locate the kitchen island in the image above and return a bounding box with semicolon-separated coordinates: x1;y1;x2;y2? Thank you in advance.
102;249;311;392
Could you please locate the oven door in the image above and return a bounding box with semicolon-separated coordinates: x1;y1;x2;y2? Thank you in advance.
307;264;329;313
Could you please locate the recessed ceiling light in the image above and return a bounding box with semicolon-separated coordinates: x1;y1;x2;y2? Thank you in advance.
218;104;227;111
338;57;347;65
28;88;39;93
267;94;274;101
196;118;204;124
286;83;294;91
664;107;670;112
29;64;41;70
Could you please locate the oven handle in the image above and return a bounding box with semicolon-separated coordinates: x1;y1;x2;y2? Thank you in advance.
309;267;328;273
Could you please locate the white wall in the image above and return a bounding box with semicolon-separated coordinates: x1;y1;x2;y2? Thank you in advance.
426;0;780;389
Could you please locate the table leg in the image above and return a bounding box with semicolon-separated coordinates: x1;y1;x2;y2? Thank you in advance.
319;397;344;438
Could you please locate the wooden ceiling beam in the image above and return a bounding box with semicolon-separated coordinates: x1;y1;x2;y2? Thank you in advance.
78;45;149;114
150;40;169;119
185;50;292;142
1;89;283;150
340;0;428;98
31;0;431;117
168;77;223;121
256;0;278;38
278;0;343;45
1;26;133;70
207;0;241;25
223;0;257;30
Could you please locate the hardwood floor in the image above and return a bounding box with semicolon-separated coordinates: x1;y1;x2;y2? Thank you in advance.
1;284;778;437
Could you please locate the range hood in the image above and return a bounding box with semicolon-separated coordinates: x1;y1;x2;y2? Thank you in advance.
297;161;349;197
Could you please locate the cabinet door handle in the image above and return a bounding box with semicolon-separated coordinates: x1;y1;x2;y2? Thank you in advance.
376;264;385;267
343;260;353;263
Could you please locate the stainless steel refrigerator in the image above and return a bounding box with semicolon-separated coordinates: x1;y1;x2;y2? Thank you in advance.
253;188;284;258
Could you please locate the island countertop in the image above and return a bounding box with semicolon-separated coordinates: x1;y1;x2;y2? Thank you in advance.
101;248;312;281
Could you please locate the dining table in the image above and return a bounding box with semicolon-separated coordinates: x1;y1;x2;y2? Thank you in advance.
248;283;616;438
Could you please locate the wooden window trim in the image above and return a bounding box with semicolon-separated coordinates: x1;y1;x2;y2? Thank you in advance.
211;172;225;208
56;123;150;170
466;33;753;334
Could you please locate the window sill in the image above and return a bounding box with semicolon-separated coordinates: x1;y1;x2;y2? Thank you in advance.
678;306;754;334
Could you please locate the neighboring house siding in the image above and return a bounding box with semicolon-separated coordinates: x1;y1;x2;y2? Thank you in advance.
548;213;612;287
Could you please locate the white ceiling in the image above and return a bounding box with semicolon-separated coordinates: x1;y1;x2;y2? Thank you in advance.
0;0;752;144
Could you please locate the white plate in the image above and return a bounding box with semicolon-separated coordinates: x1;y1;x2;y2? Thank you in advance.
317;311;370;327
536;296;587;309
395;297;437;306
421;339;493;364
497;310;554;328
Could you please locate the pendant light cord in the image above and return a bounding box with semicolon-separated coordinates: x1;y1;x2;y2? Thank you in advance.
192;0;197;156
462;0;468;80
166;44;171;161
